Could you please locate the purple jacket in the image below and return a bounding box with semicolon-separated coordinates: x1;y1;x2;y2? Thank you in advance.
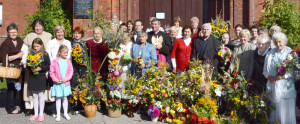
50;58;73;86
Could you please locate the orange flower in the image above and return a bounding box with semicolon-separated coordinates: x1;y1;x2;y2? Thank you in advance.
98;76;102;79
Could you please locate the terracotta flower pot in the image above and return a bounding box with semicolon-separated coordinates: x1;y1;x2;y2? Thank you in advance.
108;108;122;118
84;104;97;118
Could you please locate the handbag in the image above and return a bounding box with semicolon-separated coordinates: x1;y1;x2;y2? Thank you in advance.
0;78;7;90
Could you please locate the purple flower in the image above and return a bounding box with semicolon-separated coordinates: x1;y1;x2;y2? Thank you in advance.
109;73;115;77
186;81;191;85
278;66;286;74
147;109;152;116
148;105;154;110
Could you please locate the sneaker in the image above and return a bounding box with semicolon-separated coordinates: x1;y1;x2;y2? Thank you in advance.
63;114;71;120
38;116;44;122
55;116;61;122
29;115;38;121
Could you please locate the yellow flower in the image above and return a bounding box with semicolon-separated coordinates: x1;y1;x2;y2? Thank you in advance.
170;109;175;115
182;109;186;113
177;103;183;107
69;98;74;103
213;83;218;88
157;84;161;87
154;87;157;91
102;98;107;102
218;51;221;56
166;118;172;123
123;89;126;93
161;108;166;113
135;88;139;93
161;90;166;93
150;94;154;98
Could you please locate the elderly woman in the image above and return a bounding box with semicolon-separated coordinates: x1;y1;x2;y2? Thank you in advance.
169;26;178;46
258;27;269;36
23;19;53;116
170;26;193;73
250;25;259;45
229;29;256;81
221;33;234;50
0;23;24;114
172;16;183;38
270;26;282;48
190;17;200;39
46;25;72;63
131;31;157;78
250;35;270;95
263;32;296;124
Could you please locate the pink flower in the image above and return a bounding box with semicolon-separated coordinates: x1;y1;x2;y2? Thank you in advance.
109;73;115;77
162;93;166;97
152;108;160;117
153;92;157;96
233;83;238;89
113;71;121;77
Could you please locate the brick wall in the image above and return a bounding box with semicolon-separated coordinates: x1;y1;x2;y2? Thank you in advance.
73;0;139;38
0;0;40;44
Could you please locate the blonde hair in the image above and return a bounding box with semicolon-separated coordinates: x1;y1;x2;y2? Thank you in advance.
190;17;199;24
54;24;65;37
58;45;69;54
93;27;103;35
239;29;251;38
169;26;178;32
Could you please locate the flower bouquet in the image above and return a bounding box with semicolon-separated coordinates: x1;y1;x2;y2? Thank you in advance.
192;97;218;124
218;44;232;65
27;51;43;75
147;104;161;122
209;14;230;40
71;44;84;64
135;57;144;66
277;51;298;76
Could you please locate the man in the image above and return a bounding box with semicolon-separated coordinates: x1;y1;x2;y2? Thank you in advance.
250;25;259;45
191;23;221;73
229;24;244;47
131;20;143;44
147;18;172;66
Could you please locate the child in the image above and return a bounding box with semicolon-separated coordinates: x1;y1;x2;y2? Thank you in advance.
50;45;73;121
28;38;50;121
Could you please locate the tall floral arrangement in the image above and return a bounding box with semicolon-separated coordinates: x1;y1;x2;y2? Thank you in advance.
209;14;230;40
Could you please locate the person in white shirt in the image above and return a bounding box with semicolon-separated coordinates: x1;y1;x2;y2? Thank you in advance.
46;25;72;63
172;16;183;39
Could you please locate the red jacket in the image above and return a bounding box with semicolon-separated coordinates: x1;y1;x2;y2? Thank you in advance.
86;39;109;73
170;38;193;71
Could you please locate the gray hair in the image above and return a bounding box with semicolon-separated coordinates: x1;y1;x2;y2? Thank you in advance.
138;31;148;37
7;23;18;32
201;23;212;31
272;32;288;45
169;26;178;32
257;35;270;47
112;14;118;18
151;18;161;25
259;27;268;35
270;25;282;33
222;33;230;38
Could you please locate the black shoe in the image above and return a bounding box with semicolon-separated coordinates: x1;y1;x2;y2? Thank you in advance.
24;111;32;116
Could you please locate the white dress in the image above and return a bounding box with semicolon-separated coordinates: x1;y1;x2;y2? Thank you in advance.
263;46;296;124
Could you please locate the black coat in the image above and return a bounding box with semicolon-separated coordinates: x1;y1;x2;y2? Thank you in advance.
147;31;172;57
191;36;221;73
27;52;50;91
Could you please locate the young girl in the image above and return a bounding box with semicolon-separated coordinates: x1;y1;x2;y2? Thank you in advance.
28;38;50;121
50;45;73;121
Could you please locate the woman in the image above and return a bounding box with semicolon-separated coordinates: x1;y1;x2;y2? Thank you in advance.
172;16;183;38
190;17;200;39
229;24;244;47
250;25;259;45
263;32;296;124
250;35;270;95
86;27;109;74
46;25;72;63
23;19;53;116
170;26;193;73
229;29;256;81
221;33;234;50
0;23;24;114
218;33;234;74
131;31;157;78
169;26;178;47
127;20;134;33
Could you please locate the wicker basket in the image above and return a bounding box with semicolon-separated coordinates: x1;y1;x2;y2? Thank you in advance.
0;55;21;79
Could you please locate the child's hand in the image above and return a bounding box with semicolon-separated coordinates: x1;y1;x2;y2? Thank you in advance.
35;67;41;71
62;79;66;83
56;80;62;84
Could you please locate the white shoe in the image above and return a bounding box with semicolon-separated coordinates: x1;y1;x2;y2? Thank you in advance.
52;113;57;118
64;114;71;120
55;117;61;121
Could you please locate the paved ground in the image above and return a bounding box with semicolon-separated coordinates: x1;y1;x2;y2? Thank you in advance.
0;90;300;124
0;91;164;124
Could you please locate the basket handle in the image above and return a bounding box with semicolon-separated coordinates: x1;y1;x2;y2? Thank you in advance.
5;54;8;67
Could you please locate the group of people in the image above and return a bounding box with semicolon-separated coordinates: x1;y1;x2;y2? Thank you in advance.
0;14;298;124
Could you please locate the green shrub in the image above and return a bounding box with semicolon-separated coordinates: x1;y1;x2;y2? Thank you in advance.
24;0;72;38
259;0;300;48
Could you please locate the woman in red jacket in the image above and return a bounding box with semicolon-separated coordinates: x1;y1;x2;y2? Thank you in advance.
170;26;193;73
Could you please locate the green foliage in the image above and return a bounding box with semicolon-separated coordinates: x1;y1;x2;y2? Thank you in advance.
259;0;300;48
24;0;72;38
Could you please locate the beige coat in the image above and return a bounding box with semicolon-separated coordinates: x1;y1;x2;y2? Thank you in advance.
230;42;256;79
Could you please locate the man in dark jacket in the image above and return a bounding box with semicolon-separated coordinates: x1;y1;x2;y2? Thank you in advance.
191;23;221;73
147;18;172;67
131;20;143;44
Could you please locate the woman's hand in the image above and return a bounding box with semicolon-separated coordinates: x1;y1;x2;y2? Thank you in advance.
275;75;285;80
172;68;177;73
139;63;145;69
267;76;277;84
155;44;162;50
18;52;24;58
